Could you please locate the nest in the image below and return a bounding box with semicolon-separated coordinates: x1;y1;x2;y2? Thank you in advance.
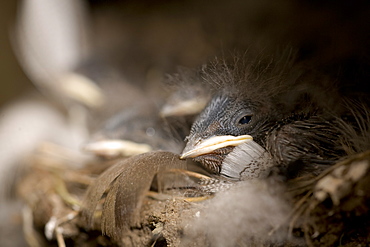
15;141;370;247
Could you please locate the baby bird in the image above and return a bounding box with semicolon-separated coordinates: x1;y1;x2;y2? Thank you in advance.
180;54;352;180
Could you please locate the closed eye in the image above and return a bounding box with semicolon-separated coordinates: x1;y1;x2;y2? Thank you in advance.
238;115;252;125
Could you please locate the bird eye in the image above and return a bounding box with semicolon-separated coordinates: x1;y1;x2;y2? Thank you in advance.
238;115;252;125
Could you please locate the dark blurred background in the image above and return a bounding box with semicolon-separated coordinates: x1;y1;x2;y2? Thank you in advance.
1;0;370;108
0;1;31;107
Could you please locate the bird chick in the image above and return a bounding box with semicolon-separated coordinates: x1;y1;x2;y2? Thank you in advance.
180;55;348;180
181;91;276;179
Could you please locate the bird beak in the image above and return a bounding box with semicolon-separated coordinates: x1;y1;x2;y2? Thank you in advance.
83;139;152;158
160;98;209;117
180;135;253;159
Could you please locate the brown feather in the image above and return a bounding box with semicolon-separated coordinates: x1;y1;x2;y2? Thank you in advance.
81;151;187;240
